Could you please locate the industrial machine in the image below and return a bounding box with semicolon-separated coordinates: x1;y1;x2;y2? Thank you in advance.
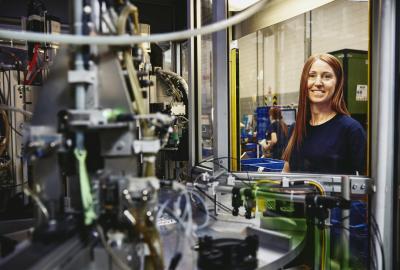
0;1;186;269
0;1;380;270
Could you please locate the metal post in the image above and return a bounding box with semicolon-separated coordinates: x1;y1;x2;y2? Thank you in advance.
74;0;86;150
188;0;197;167
212;0;229;170
371;0;396;269
341;175;350;269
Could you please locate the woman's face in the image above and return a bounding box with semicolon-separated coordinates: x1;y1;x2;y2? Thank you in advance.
307;59;337;106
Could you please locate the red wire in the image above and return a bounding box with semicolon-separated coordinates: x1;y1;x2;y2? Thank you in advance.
24;43;40;84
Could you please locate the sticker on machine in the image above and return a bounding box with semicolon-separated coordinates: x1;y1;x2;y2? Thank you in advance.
356;84;368;101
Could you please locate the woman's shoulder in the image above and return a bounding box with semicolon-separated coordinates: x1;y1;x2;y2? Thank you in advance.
335;114;365;132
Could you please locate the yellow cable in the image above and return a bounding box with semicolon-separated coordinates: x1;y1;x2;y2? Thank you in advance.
307;181;325;195
116;3;140;35
255;179;280;185
117;4;147;118
117;2;156;182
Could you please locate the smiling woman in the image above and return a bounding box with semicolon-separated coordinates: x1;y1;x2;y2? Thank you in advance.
282;53;366;175
236;0;370;174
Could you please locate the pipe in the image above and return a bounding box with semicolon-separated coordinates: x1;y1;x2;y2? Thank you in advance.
0;0;269;45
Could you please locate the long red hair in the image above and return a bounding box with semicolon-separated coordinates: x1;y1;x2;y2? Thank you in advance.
282;53;350;161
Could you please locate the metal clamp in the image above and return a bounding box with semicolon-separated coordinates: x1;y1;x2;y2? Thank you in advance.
68;70;96;84
133;139;160;154
67;110;108;127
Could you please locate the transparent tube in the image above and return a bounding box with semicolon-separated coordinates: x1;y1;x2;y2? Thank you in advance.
0;0;268;45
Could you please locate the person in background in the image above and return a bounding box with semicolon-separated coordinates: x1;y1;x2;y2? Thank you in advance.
261;107;289;160
282;53;366;175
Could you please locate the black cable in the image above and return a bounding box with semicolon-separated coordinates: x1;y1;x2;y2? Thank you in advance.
9;124;23;137
0;88;7;104
6;116;23;137
189;194;218;221
7;70;11;105
168;253;182;270
370;215;385;270
370;232;378;270
0;181;28;189
352;200;384;270
197;156;238;166
330;215;350;223
199;156;253;187
194;185;233;214
194;186;231;212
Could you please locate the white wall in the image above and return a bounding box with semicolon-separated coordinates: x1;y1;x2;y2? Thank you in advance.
311;0;369;53
238;33;257;99
272;15;305;98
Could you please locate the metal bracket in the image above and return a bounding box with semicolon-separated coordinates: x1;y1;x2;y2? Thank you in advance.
68;70;96;84
67;110;108;127
133;140;160;154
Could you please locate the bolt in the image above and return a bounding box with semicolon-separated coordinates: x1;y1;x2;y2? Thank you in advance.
361;184;366;190
83;5;92;14
352;184;358;190
116;141;125;151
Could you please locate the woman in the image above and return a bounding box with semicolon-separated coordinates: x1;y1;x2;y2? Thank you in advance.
282;53;366;175
262;107;289;160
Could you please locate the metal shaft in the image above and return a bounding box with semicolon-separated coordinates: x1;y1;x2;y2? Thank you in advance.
341;175;350;269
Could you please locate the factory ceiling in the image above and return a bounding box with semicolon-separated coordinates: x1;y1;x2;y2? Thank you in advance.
0;0;187;34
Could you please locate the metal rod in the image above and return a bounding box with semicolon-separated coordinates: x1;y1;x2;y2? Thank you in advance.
74;0;86;150
340;175;350;269
214;185;306;203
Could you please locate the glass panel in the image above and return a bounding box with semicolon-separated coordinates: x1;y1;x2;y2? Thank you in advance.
200;0;214;161
181;41;189;83
238;14;305;164
237;0;369;176
311;0;369;133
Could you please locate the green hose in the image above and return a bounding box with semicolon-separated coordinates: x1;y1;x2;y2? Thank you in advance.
74;148;97;225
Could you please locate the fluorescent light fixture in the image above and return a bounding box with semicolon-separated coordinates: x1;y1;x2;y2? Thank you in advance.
229;0;261;12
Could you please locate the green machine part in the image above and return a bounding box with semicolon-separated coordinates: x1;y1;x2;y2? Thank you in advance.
330;49;368;129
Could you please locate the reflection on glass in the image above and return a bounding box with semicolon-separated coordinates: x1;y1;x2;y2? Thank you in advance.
200;0;214;161
236;0;369;175
181;41;189;83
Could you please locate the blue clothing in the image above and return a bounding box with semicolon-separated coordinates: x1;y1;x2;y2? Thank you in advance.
267;121;289;160
289;114;366;175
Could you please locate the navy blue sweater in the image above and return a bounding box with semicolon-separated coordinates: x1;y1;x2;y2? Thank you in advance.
289;114;366;175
